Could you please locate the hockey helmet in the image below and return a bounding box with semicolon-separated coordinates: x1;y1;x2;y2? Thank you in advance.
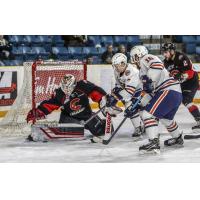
162;43;176;51
112;53;127;73
130;45;148;64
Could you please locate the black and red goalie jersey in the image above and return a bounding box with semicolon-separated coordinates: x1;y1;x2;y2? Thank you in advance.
30;80;107;122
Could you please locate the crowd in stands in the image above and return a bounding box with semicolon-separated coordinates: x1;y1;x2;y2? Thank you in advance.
0;35;200;66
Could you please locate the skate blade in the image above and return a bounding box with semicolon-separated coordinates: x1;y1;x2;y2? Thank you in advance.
192;128;200;133
139;149;160;155
164;144;184;149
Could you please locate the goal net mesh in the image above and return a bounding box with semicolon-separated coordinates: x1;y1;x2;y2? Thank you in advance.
0;60;86;137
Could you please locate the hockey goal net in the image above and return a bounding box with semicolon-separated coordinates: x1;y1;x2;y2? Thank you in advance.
0;60;87;137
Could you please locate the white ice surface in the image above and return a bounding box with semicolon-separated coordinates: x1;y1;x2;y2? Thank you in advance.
0;105;200;163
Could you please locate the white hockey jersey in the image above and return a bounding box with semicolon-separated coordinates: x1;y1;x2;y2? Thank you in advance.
139;54;181;93
114;63;142;102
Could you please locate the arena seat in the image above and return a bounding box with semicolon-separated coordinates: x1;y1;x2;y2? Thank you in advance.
8;35;24;45
23;35;36;44
68;47;83;56
101;36;113;46
3;60;23;66
0;61;5;66
32;47;50;55
52;36;65;46
182;36;196;43
185;43;196;54
173;35;183;43
113;36;127;45
127;35;141;45
83;47;100;56
52;47;69;55
196;47;200;55
38;35;52;44
87;36;101;46
56;55;72;60
196;36;200;44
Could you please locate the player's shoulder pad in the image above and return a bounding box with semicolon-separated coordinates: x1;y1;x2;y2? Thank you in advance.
77;80;93;87
176;51;187;60
125;64;139;76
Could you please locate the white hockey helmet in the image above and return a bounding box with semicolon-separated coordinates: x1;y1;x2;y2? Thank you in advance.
112;53;127;73
61;74;77;95
130;45;148;64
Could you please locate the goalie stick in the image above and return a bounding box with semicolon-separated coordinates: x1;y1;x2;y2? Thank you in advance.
102;94;143;145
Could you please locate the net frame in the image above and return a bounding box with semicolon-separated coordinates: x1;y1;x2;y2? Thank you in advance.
0;60;87;136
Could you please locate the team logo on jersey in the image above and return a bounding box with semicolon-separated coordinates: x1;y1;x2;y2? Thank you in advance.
183;60;188;66
70;98;81;111
125;70;130;76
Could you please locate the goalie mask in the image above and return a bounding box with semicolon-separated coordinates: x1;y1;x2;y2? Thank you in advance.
130;45;148;67
61;74;77;95
112;53;127;73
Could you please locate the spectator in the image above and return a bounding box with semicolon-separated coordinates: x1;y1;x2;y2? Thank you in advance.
62;35;87;46
101;44;115;64
0;35;12;60
86;55;93;64
117;44;129;59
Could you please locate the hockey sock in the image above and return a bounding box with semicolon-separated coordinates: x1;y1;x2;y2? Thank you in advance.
143;118;158;139
130;113;142;128
166;121;180;138
187;104;200;121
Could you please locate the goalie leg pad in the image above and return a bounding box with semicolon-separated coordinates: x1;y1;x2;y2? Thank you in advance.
29;123;84;142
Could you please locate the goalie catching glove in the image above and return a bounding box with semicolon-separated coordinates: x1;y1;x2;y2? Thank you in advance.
100;95;122;117
26;108;46;123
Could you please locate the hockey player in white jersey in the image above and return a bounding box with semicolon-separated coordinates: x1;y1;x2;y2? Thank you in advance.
130;46;183;153
101;53;144;140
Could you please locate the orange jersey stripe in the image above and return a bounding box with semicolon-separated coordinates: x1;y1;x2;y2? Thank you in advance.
149;90;169;115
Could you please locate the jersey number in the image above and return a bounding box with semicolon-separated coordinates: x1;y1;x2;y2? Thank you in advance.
145;56;154;63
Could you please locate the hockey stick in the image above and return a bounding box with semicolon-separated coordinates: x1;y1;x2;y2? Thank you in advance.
102;95;143;145
184;134;200;140
102;116;128;145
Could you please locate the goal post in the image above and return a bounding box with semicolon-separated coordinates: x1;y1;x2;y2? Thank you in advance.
0;60;87;136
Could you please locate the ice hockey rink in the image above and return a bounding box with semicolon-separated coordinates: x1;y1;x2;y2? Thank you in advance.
0;104;200;163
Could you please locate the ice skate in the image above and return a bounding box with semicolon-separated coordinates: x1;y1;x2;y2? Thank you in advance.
164;134;184;147
139;138;160;154
132;126;144;141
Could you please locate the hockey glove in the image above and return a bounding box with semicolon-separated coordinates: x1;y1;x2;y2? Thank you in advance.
124;98;141;118
142;75;154;93
106;94;118;107
112;87;123;100
100;95;122;117
26;108;46;123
